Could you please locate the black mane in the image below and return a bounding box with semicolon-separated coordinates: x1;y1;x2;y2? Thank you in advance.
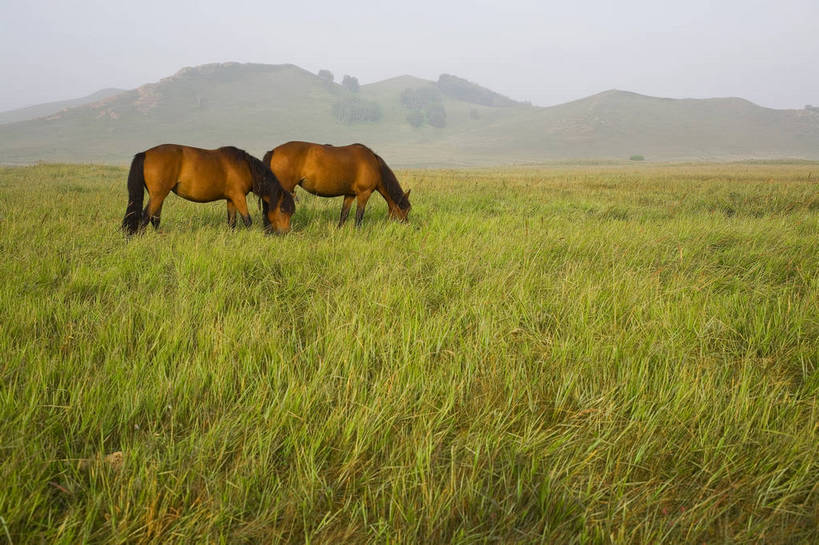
353;144;410;210
219;146;295;214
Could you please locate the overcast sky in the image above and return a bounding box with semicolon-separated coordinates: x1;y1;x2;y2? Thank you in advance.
1;0;817;112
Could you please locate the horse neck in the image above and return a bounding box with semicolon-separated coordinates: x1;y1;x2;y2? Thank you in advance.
376;180;402;213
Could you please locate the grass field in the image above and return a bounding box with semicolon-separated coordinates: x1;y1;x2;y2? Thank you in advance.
0;162;817;544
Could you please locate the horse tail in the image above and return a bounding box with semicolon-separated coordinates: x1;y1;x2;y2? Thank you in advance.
122;152;146;234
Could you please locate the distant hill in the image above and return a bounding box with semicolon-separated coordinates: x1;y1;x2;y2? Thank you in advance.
0;88;124;125
0;62;817;166
478;90;819;162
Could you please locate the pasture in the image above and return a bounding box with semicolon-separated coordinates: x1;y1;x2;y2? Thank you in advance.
0;162;817;543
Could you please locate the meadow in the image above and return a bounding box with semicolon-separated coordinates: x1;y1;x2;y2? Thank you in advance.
0;162;817;544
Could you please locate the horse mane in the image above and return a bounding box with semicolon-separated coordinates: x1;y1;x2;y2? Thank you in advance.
354;144;410;210
219;146;295;215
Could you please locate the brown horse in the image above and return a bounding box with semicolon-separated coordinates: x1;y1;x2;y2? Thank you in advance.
262;141;411;227
121;144;295;235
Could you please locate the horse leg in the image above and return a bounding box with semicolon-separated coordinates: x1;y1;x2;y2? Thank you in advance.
140;200;152;229
233;193;252;227
355;191;372;227
338;195;354;227
144;191;168;230
261;200;271;231
226;200;237;229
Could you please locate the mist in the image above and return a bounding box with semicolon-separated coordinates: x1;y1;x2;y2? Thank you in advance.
1;0;817;112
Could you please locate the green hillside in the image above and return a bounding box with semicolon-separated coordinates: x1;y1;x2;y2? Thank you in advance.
1;62;818;165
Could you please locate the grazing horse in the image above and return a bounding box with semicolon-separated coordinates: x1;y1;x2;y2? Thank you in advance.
121;144;295;235
262;141;411;227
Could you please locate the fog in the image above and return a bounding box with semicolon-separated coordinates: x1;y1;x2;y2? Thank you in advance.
1;0;817;112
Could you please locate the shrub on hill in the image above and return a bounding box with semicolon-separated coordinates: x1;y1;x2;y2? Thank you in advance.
332;97;382;124
630;154;645;161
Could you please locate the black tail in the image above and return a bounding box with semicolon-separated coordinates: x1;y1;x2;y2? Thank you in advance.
122;152;146;234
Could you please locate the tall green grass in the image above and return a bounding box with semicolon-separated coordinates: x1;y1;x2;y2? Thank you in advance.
0;163;817;543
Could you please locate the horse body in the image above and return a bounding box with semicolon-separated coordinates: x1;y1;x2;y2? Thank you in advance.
146;145;248;203
122;144;294;235
264;141;411;226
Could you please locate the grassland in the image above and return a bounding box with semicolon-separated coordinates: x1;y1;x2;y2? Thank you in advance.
0;162;817;544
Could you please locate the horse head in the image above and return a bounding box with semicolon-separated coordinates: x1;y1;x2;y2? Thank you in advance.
389;189;412;222
261;180;295;235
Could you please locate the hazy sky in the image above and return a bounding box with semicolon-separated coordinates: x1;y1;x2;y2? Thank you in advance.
1;0;817;111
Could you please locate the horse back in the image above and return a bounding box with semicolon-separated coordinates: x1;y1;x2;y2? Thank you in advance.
270;141;378;194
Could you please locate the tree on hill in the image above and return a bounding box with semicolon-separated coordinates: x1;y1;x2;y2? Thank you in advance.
406;110;424;127
342;75;360;92
332;97;382;124
401;87;442;110
425;103;447;128
400;87;447;128
318;69;334;83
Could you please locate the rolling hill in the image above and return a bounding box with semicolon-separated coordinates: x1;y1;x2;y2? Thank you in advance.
0;88;124;126
1;62;817;165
